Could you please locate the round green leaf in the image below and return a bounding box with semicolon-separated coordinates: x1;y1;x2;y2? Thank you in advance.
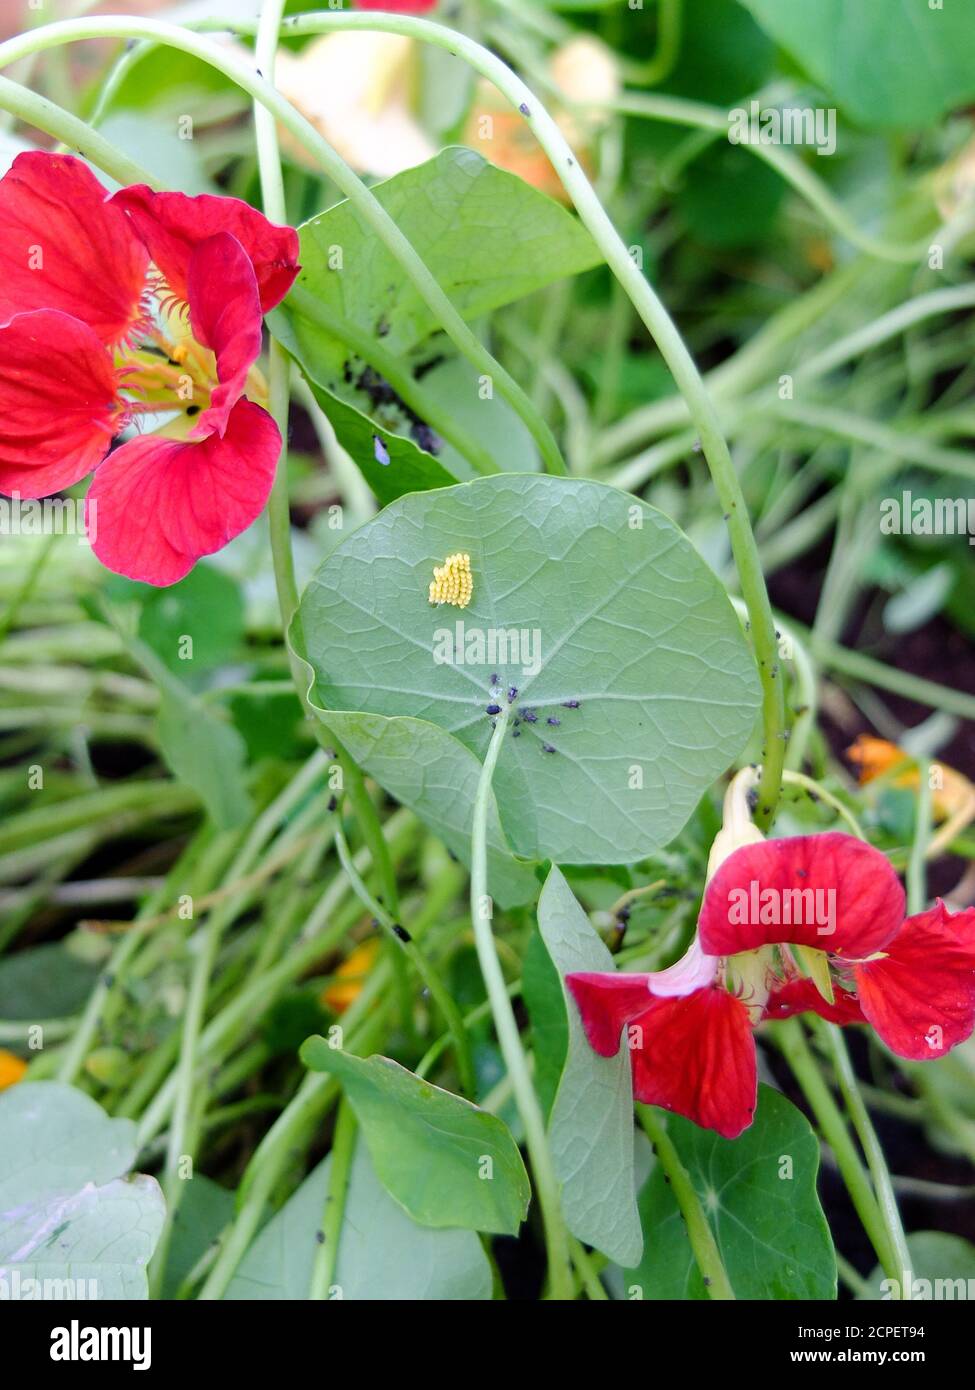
0;1082;165;1300
294;474;760;863
300;1043;530;1236
618;1086;836;1300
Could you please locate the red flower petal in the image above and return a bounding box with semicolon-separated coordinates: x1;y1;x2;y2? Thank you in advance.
763;977;864;1026
0;153;147;345
699;832;904;960
629;988;757;1139
854;902;975;1059
88;399;280;586
112;185;299;313
566;971;653;1056
186;233;264;438
0;310;120;497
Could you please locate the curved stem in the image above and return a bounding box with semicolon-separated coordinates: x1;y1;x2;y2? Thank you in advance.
780;770;867;841
637;1104;735;1300
907;761;932;915
333;823;475;1098
810;1016;914;1295
470;704;573;1300
599;89;929;265
772;1017;900;1288
309;1097;357;1300
0;72;158;185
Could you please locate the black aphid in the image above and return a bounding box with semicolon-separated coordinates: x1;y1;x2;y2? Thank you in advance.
508;686;518;702
522;710;538;724
486;703;502;715
547;716;560;727
542;743;556;754
562;699;581;709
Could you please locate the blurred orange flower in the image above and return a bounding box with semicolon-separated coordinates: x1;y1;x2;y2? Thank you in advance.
321;937;380;1014
0;1049;27;1090
848;734;975;853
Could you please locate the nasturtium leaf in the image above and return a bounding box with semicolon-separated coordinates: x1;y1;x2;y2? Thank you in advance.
134;564;245;675
294;474;760;864
538;866;643;1267
0;943;100;1022
740;0;975;131
522;929;569;1123
274;146;601;385
156;682;251;831
302;376;457;506
161;1175;234;1301
299;1042;530;1235
292;707;539;909
618;1086;836;1300
226;1137;492;1300
0;1083;165;1300
860;1231;975;1301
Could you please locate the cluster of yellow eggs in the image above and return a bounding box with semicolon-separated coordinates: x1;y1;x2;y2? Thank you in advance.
428;552;473;609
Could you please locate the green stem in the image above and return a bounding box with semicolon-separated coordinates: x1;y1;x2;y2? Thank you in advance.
309;1098;357;1300
333;823;475;1097
0;72;158;186
637;1104;735;1300
597;88;930;264
773;1018;901;1288
907;761;932;915
780;770;867;841
470;703;573;1300
809;1016;914;1294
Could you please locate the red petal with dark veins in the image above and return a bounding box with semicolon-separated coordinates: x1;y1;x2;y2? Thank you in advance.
0;153;147;344
111;185;299;313
88;399;280;586
186;232;264;438
763;977;864;1026
854;902;975;1060
629;988;757;1139
699;832;904;961
0;310;120;497
566;971;654;1056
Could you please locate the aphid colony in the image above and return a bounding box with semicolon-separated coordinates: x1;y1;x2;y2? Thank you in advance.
486;675;582;753
428;552;473;609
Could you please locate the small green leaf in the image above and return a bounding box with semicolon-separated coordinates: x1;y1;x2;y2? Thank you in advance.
157;684;251;830
522;929;569;1123
276;146;601;383
299;1043;530;1235
539;866;643;1266
295;474;760;864
0;943;100;1021
618;1086;836;1299
161;1175;235;1301
0;1083;165;1300
226;1137;492;1300
303;377;457;507
135;564;245;675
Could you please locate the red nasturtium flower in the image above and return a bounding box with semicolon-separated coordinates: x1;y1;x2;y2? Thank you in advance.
0;152;299;586
568;832;975;1139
